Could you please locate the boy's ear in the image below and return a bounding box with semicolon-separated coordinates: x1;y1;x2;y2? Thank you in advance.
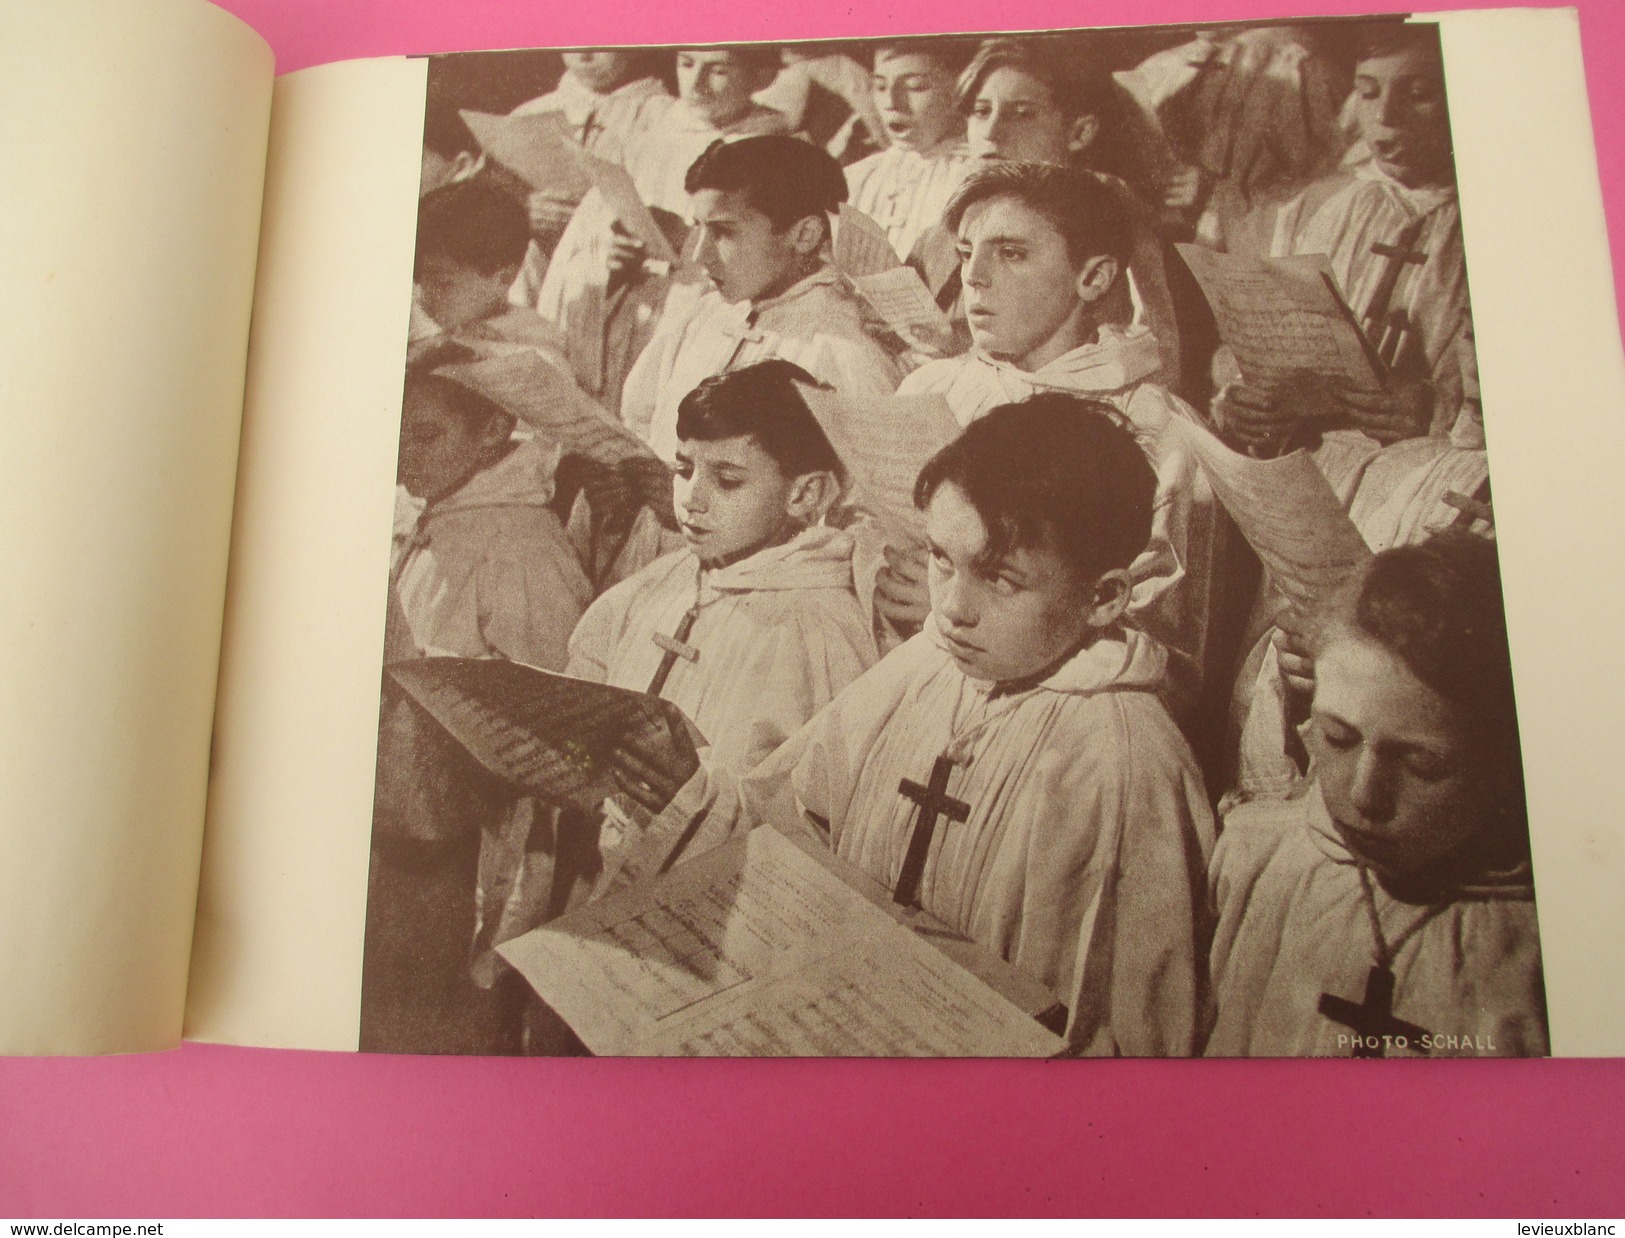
1081;568;1133;629
1066;113;1101;155
785;469;841;524
1073;254;1120;308
783;214;828;256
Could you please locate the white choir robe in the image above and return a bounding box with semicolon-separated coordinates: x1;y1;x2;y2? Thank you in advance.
844;138;973;263
510;72;676;166
394;437;592;668
1205;786;1548;1057
569;525;880;773
1117;28;1347;247
624;99;792;218
606;619;1217;1055
1229;430;1490;803
1267;159;1478;444
897;325;1224;716
476;525;878;966
507;74;678;311
382;437;592;995
525;104;792;418
624;265;906;465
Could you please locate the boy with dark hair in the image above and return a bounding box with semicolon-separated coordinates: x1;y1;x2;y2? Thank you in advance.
621;134;903;466
937;36;1205;395
569;358;876;771
420;97;484;199
478;360;877;970
889;160;1224;717
411;178;573;362
558;396;1216;1055
413;179;532;338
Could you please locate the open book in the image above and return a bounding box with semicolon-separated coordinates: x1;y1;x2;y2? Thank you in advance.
4;0;1624;1058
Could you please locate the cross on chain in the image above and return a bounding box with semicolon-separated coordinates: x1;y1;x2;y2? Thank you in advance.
1318;964;1433;1058
646;608;700;697
893;755;971;909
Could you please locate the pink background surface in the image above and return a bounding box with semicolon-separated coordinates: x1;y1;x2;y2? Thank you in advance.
4;0;1624;1218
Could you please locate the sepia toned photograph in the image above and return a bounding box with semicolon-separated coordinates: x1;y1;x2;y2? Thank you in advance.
359;15;1546;1059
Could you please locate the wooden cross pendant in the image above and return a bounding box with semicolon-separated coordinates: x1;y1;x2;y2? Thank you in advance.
1318;964;1433;1057
893;754;971;909
646;609;699;697
1360;224;1430;343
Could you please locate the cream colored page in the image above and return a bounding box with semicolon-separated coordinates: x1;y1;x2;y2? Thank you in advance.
1438;8;1625;1055
0;0;272;1054
184;57;426;1051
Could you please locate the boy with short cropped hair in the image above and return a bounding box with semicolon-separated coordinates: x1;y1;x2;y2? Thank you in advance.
479;360;878;966
621;134;905;465
558;397;1216;1055
570;358;877;772
889;160;1225;717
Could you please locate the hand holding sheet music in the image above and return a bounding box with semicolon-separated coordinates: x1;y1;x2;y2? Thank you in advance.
1171;410;1372;627
497;827;1065;1057
799;389;963;545
459;109;592;202
1177;244;1387;395
852;267;958;357
389;657;703;817
429;346;675;520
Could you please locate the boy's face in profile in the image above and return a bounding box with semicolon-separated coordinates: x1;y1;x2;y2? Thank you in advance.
690;189;804;304
1350;44;1452;188
416;255;521;333
672;434;798;564
677;51;763;129
925;481;1094;683
398;384;509;505
562;51;640;95
957;194;1093;370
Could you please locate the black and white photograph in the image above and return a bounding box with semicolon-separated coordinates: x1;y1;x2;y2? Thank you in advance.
359;16;1547;1059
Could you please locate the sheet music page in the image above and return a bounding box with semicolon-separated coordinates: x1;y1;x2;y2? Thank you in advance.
1172;411;1372;622
459;109;592;200
1177;243;1386;393
834;203;902;279
908;223;960;298
388;657;702;805
434;348;654;466
802;390;962;544
581;154;679;265
851;266;957;355
498;827;1064;1056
